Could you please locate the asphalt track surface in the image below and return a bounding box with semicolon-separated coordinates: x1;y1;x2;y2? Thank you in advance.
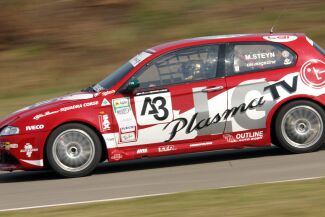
1;146;325;211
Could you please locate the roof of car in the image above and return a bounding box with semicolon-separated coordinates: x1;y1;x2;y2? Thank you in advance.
148;33;306;53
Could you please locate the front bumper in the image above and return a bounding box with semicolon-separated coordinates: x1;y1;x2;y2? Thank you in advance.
0;131;48;171
0;151;23;171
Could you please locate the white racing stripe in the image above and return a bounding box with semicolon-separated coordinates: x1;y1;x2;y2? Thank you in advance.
0;176;324;212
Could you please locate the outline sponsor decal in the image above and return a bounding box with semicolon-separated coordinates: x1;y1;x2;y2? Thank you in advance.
300;59;325;89
20;143;38;158
223;134;238;143
224;131;264;143
263;35;298;43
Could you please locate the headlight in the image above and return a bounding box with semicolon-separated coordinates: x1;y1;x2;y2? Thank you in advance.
0;126;20;136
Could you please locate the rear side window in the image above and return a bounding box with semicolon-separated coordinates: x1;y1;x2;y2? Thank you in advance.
226;43;296;75
314;43;325;57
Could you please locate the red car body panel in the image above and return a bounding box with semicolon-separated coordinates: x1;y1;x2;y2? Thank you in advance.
1;33;324;171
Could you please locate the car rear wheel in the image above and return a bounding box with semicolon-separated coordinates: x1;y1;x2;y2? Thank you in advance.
275;100;325;153
46;123;102;177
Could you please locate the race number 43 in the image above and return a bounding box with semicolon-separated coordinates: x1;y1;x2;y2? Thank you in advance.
135;91;173;125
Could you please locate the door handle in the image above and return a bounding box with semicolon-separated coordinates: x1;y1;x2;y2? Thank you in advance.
201;86;224;92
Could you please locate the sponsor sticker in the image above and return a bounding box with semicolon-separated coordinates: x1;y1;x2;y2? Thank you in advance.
136;148;148;154
111;153;123;161
102;90;116;96
116;107;130;115
26;125;44;131
284;59;292;65
34;110;59;120
135;90;174;126
0;142;18;151
112;97;138;143
129;52;152;67
246;60;276;68
113;98;129;109
189;142;213;148
20;143;38;158
99;114;111;132
263;35;298;43
245;52;275;60
33;101;98;120
120;132;136;143
300;59;325;89
158;145;175;152
101;98;110;107
60;101;98;112
120;126;136;133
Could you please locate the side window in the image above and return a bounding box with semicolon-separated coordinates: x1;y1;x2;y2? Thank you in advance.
134;45;220;89
227;43;296;75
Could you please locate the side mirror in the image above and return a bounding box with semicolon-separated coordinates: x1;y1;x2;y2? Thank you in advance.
121;78;140;93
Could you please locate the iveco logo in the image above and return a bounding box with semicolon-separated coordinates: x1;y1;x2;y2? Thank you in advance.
26;125;45;131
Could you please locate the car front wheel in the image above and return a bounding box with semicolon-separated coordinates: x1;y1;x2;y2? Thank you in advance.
275;100;325;153
46;123;102;178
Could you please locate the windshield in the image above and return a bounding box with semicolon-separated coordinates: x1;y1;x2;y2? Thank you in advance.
93;62;134;92
92;51;153;92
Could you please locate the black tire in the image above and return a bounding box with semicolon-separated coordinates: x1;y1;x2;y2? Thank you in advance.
274;100;325;153
46;123;102;178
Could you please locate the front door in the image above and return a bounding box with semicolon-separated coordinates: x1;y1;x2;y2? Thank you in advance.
112;44;228;149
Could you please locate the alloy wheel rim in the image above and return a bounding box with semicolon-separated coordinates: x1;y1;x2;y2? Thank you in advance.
281;105;323;149
52;129;95;172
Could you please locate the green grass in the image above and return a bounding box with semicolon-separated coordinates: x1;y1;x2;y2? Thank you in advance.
1;178;325;217
0;0;325;116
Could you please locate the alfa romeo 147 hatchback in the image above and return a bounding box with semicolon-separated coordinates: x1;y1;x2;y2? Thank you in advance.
1;33;325;177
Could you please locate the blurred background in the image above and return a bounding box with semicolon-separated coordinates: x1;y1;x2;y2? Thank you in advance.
0;0;324;117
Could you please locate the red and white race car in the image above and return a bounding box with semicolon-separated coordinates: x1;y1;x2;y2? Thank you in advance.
1;33;325;177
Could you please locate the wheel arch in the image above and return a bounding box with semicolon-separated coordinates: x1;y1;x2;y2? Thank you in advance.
267;94;325;145
43;120;108;168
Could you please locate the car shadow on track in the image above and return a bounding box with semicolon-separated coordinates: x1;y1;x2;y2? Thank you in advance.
0;145;324;183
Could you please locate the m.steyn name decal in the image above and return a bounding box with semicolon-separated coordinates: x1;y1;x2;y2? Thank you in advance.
163;97;266;142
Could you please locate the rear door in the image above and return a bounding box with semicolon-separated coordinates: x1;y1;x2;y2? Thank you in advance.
112;44;228;149
224;42;297;143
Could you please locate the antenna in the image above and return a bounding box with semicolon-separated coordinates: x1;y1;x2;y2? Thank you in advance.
270;9;286;34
